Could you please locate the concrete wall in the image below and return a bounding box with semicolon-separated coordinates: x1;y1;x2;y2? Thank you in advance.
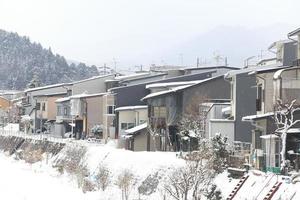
102;94;115;139
281;68;300;104
256;72;275;114
182;77;231;115
47;96;61;120
209;119;235;144
133;130;154;151
86;96;103;136
72;75;114;95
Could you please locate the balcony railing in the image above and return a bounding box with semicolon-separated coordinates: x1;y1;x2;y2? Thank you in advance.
292;59;300;66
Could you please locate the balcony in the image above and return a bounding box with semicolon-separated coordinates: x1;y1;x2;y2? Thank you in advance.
292;59;300;66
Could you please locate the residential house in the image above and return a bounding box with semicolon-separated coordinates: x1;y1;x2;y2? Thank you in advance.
55;93;115;140
288;27;300;65
23;74;115;134
114;106;148;150
142;75;231;151
243;66;300;172
33;92;68;134
110;69;235;139
0;96;11;126
22;83;73;133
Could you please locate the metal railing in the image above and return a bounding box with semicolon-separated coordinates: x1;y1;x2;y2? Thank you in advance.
0;129;105;146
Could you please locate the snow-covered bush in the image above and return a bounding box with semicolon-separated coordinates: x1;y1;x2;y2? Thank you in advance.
211;134;229;173
204;184;222;200
90;125;103;138
116;169;137;200
138;172;160;196
95;164;111;191
53;145;90;190
82;177;97;193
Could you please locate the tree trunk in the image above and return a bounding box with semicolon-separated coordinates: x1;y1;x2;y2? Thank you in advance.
280;129;287;171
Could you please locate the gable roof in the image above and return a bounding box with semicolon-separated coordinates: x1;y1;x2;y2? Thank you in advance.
71;74;114;84
184;65;239;71
109;70;215;91
141;75;223;101
288;27;300;37
225;64;291;78
55;92;107;103
115;105;148;112
24;83;72;93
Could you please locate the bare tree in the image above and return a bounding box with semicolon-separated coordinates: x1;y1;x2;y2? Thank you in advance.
274;99;300;171
177;95;208;151
147;118;160;152
95;164;111;191
116;169;137;200
164;140;216;200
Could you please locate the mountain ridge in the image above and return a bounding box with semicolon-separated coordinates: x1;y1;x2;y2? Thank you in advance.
0;29;99;90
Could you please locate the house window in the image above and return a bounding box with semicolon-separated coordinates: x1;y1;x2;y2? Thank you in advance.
57;106;62;115
256;84;264;111
139;119;147;124
121;123;127;130
36;103;41;110
42;103;46;111
107;105;115;115
121;123;135;130
153;106;167;117
64;107;68;116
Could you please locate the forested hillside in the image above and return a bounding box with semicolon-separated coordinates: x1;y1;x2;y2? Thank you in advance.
0;30;99;90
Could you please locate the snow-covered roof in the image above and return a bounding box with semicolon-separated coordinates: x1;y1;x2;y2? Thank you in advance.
55;92;107;103
145;80;202;89
71;74;114;84
242;112;274;121
33;92;67;97
142;84;192;100
268;39;296;50
225;64;289;78
125;123;147;134
276;128;300;134
183;65;239;71
115;105;148;112
114;73;150;80
273;66;300;80
142;76;222;100
288;27;300;37
24;83;72;93
260;134;279;139
222;106;231;114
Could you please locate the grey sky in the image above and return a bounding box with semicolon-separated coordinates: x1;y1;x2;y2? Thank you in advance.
0;0;299;70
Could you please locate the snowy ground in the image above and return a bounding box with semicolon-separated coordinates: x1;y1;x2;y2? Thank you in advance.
0;153;91;200
0;134;299;200
0;141;185;200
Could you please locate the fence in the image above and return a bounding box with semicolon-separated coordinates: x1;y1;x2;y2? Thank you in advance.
0;129;105;146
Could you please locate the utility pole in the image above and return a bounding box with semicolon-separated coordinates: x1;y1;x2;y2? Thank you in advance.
179;53;184;66
113;58;117;73
197;57;200;68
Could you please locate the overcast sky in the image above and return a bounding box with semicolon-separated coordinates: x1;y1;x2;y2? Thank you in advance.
0;0;299;70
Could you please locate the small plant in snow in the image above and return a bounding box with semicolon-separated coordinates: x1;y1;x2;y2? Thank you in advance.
116;169;137;200
95;164;111;191
138;172;160;196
